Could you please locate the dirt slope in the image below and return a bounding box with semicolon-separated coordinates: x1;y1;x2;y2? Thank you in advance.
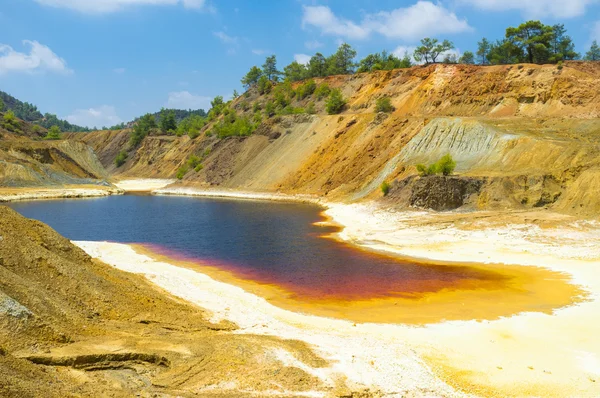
0;206;347;397
0;119;114;188
71;62;600;215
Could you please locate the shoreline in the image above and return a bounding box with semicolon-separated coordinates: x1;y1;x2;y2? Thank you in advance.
0;186;123;202
154;185;323;204
7;183;600;395
72;186;600;396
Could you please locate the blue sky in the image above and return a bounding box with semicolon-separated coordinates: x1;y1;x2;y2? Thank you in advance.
1;0;599;128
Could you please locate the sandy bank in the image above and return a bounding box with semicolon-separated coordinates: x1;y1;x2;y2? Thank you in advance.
154;185;321;203
0;186;123;202
114;178;176;192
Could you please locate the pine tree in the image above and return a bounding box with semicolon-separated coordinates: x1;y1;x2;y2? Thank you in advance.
585;40;600;61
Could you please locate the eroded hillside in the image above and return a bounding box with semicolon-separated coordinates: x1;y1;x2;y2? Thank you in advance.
70;62;600;215
0;118;116;190
0;206;344;397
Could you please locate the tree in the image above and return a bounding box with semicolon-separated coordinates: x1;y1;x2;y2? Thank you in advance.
488;39;522;65
327;43;357;75
357;53;381;73
459;51;475;64
307;53;327;77
114;150;128;167
257;75;273;95
0;97;4;112
477;38;491;65
44;125;61;140
325;89;346;114
159;108;177;133
283;61;308;82
232;89;239;99
130;113;156;148
399;53;413;68
506;20;554;64
241;66;263;88
414;38;454;64
549;24;579;62
262;55;281;81
442;53;458;64
357;51;407;72
584;40;600;61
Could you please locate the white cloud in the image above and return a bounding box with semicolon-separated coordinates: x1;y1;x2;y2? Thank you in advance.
65;105;122;128
364;2;472;41
113;67;126;74
252;49;267;55
166;91;211;110
294;54;311;65
305;40;324;50
0;40;72;75
458;0;597;18
213;31;238;44
301;2;471;41
34;0;210;14
302;5;369;39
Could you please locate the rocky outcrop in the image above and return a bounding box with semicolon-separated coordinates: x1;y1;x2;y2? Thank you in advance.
388;176;484;211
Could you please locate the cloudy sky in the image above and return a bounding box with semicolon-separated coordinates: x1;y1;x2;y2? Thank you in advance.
1;0;599;127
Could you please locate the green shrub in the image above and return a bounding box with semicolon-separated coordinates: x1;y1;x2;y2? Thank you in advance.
296;79;317;99
315;83;331;100
375;97;394;113
380;181;390;196
194;164;204;172
186;154;202;169
278;106;305;115
177;114;206;139
252;102;262;112
257;75;272;95
211;114;257;138
416;154;456;176
325;89;346;115
437;154;456;176
176;166;188;180
114;150;128;167
306;102;316;114
2;110;20;132
264;101;276;117
43;125;62;140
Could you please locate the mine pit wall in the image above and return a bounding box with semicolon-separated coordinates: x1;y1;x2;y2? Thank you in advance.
0;140;111;188
68;63;600;216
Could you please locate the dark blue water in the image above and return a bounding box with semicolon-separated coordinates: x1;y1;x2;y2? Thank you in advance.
7;195;507;300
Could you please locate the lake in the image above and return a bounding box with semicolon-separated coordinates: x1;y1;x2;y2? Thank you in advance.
7;194;507;302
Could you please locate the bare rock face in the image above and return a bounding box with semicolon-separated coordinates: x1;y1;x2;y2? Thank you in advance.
388;176;484;211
